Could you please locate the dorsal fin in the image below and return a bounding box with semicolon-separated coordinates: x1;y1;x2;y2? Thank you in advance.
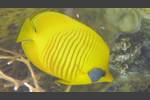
30;11;86;32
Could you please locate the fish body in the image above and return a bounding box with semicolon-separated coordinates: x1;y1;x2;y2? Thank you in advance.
17;11;113;85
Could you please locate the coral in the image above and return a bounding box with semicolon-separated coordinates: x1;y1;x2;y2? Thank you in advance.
0;47;44;92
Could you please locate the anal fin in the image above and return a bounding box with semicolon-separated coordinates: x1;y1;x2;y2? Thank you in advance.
55;79;71;85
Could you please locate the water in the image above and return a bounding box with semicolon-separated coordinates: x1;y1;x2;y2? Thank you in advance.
0;8;150;92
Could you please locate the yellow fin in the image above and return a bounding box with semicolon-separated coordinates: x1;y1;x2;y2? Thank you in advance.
98;71;113;83
30;11;84;33
56;80;71;85
16;18;36;43
57;74;92;85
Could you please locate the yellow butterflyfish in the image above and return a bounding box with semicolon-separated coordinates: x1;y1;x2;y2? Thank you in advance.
16;11;113;85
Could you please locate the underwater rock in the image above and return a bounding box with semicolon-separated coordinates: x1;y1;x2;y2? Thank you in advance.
102;8;143;33
15;85;30;92
141;15;150;37
141;40;150;65
110;31;150;92
110;32;146;75
140;8;150;37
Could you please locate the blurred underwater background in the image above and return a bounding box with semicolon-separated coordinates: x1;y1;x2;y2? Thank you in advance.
0;8;150;92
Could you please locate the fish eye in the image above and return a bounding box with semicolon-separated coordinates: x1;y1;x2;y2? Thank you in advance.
88;68;105;82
